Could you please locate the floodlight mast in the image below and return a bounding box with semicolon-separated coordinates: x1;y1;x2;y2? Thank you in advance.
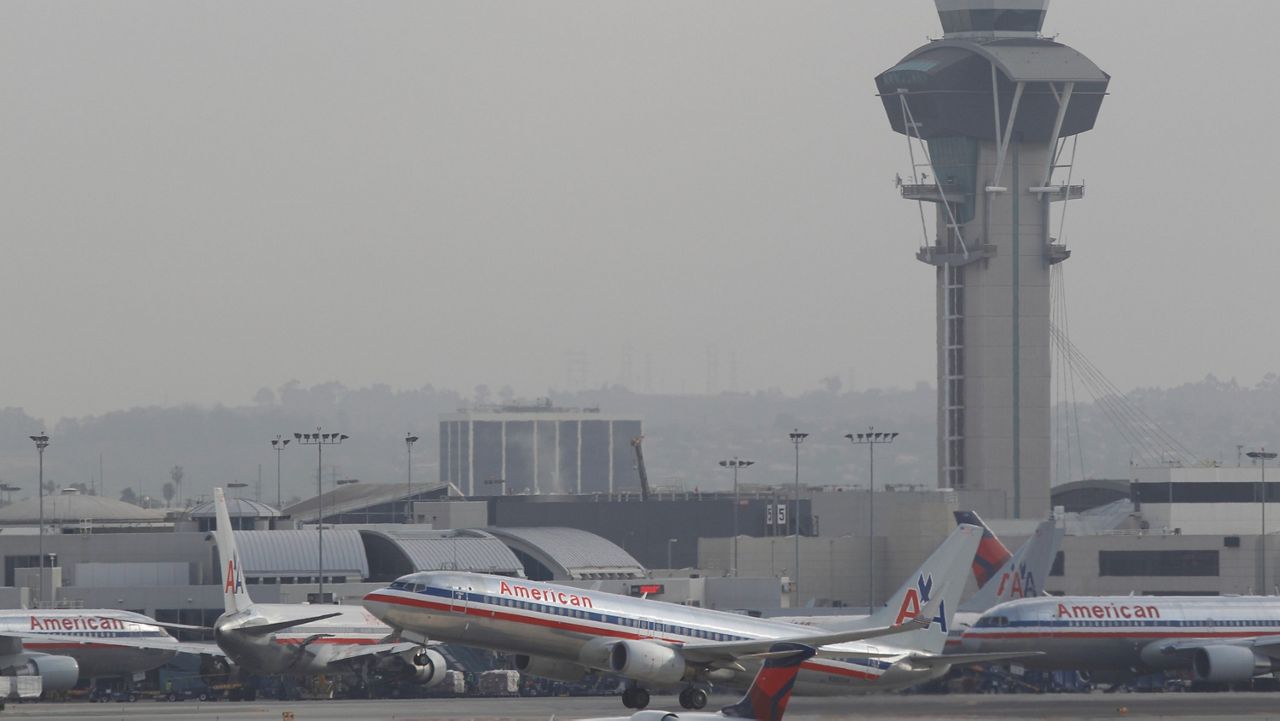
294;429;348;601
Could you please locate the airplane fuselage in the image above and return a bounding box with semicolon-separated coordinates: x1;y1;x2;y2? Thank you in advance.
363;571;945;695
962;596;1280;673
0;610;177;678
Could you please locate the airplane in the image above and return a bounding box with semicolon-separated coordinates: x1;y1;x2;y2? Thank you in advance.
0;609;213;693
961;594;1280;684
364;523;1023;710
209;487;447;694
576;642;815;721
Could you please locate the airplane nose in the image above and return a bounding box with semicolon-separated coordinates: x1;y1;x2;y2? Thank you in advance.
361;592;390;619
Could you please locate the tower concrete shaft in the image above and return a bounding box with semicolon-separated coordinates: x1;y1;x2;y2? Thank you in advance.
875;0;1108;518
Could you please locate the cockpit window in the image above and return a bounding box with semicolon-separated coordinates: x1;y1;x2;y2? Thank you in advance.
977;615;1009;628
389;580;408;590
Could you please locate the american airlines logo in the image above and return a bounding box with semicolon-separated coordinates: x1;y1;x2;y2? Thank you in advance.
30;616;127;631
1056;602;1161;620
994;562;1037;600
894;575;946;633
499;581;594;609
224;557;244;594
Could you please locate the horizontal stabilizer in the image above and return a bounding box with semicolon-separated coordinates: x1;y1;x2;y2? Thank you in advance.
239;611;343;636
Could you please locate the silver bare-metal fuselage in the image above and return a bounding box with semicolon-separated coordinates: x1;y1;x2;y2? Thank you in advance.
0;610;177;678
962;596;1280;674
363;571;945;695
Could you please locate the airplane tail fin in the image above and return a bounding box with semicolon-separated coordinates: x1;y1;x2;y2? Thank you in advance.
952;510;1011;589
958;516;1063;613
864;523;981;655
719;643;815;721
213;487;253;613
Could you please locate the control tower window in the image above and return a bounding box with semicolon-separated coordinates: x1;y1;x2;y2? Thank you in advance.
938;9;1045;34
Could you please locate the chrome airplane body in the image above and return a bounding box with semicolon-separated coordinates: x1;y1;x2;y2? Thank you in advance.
0;609;212;691
365;524;1018;709
963;595;1280;682
210;488;446;685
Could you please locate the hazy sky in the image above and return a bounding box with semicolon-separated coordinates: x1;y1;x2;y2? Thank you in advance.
3;1;1276;422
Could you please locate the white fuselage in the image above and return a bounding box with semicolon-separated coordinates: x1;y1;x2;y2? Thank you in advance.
0;610;177;678
214;603;389;676
363;571;946;695
962;596;1280;673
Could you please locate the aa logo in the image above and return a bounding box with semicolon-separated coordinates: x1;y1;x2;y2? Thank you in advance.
995;562;1036;600
224;557;244;594
893;574;946;632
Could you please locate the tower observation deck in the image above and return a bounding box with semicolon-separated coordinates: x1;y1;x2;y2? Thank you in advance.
874;0;1109;518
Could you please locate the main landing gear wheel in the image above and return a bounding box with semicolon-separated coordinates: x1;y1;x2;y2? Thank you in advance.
679;687;708;710
621;687;650;709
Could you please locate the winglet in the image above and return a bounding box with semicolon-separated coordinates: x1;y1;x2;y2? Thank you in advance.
720;643;815;721
213;487;253;613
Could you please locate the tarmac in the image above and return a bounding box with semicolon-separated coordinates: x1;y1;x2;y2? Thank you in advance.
7;693;1280;721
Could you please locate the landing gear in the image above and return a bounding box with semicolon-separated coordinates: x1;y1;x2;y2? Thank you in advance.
621;686;650;709
679;687;708;710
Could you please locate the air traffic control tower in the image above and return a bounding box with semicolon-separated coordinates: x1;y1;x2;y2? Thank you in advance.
875;1;1108;518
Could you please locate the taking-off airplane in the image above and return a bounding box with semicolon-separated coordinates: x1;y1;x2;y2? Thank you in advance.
364;523;1027;710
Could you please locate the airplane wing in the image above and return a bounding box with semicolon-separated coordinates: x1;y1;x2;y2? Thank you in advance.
5;631;226;658
903;650;1044;668
678;615;930;666
322;641;421;666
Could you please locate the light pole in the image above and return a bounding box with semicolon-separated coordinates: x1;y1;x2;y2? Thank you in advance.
667;538;678;569
1248;448;1277;594
789;429;808;605
405;434;419;522
30;435;48;608
295;428;347;602
846;427;898;610
270;435;290;509
718;458;754;577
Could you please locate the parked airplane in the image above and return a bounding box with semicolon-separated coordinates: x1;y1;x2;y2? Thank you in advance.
0;609;212;692
962;595;1280;683
209;488;446;692
364;524;1019;710
577;642;815;721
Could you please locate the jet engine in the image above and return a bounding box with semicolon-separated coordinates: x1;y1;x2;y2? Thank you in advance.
1192;645;1273;682
2;653;80;692
377;648;448;687
608;640;686;685
514;655;588;683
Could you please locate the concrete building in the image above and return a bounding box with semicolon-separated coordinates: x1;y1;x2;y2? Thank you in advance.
875;0;1110;518
439;402;642;495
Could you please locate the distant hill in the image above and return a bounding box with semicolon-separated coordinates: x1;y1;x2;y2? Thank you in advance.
0;374;1275;506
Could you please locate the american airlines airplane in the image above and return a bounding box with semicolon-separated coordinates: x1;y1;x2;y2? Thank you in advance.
0;609;213;693
364;524;1021;710
210;488;446;692
578;642;815;721
962;595;1280;684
